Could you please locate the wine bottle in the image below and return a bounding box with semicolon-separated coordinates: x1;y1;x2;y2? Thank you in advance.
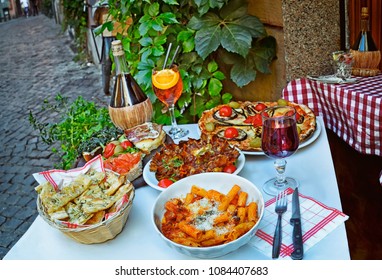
110;40;148;108
352;7;378;52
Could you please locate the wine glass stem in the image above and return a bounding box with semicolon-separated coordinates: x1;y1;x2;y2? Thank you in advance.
168;104;180;133
274;159;287;185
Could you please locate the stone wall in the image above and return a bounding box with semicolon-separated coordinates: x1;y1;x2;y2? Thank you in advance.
228;0;342;101
282;0;341;81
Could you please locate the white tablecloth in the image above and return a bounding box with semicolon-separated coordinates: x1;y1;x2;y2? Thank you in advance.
3;117;350;260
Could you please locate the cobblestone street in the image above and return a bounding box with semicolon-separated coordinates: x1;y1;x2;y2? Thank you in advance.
0;14;109;259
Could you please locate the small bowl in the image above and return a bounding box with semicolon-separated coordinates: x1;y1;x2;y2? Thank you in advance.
152;173;264;258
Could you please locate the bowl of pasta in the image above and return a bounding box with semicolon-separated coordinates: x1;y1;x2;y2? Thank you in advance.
152;172;264;258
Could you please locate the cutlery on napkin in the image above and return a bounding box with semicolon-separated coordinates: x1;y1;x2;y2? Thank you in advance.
249;188;349;259
290;188;303;260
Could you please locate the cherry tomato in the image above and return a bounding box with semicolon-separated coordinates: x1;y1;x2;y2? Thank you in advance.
295;112;303;123
224;127;239;139
158;179;174;188
219;105;233;117
255;103;267;111
103;143;116;159
120;140;133;149
244;114;263;127
223;164;237;174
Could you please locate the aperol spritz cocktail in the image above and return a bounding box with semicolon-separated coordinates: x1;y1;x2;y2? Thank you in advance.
152;64;189;139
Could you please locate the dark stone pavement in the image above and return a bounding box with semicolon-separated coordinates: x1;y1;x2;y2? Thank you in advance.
0;15;109;259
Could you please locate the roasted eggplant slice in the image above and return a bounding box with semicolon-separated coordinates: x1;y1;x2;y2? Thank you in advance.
217;128;247;141
213;108;238;122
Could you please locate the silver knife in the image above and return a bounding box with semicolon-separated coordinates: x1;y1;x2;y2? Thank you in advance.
290;188;304;260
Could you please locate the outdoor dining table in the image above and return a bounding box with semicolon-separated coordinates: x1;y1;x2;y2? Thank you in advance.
3;117;350;260
282;74;382;156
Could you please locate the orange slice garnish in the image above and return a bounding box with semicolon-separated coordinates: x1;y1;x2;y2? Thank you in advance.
152;69;180;90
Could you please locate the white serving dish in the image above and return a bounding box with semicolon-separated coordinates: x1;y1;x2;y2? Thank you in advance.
152;172;264;258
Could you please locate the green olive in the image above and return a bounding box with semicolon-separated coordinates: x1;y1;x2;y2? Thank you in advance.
228;101;240;109
249;137;262;148
297;126;302;135
205;122;215;132
113;145;124;155
277;98;288;106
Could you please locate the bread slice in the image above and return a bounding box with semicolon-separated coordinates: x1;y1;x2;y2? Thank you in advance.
125;122;166;154
134;129;166;154
82;146;103;162
125;159;143;182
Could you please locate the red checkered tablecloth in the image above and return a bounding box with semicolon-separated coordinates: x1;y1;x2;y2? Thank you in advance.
282;74;382;156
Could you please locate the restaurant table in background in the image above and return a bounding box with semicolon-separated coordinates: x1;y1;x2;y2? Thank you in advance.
282;74;382;156
3;118;350;260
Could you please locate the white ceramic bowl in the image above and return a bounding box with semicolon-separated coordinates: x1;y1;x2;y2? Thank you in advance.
152;172;264;258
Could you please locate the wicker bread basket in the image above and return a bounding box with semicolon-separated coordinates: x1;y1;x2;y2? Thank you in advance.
350;50;381;76
109;98;153;130
37;187;135;244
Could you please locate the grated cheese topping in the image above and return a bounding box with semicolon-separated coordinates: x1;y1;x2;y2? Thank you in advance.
187;198;227;234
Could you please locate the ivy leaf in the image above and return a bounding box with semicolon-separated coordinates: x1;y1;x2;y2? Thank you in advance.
208;0;227;9
177;30;194;41
189;95;208;116
188;13;221;30
147;3;160;17
138;19;151;35
177;30;195;52
177;90;191;109
136;60;155;86
158;12;179;24
152;18;164;31
193;0;206;7
192;77;205;90
153;35;167;45
252;36;277;73
230;56;257;87
221;23;251;57
163;0;179;5
139;37;153;47
208;78;223;96
139;48;152;62
205;98;221;110
237;15;267;38
213;71;225;80
222;93;233;103
193;0;210;16
219;0;247;20
152;45;164;56
178;52;200;68
195;26;221;59
182;40;195;53
207;61;218;72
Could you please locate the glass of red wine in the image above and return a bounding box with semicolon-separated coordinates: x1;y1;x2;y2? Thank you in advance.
261;106;299;195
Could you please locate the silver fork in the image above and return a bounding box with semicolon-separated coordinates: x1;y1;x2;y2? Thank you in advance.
272;190;288;259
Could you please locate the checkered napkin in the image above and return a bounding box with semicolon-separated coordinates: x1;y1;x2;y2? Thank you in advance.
248;188;349;259
33;155;105;192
